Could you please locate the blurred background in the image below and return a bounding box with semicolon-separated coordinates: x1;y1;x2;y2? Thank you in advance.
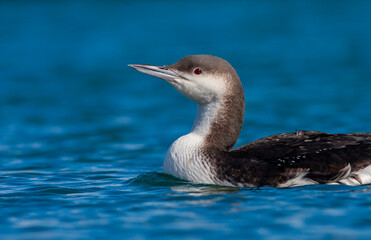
0;0;370;239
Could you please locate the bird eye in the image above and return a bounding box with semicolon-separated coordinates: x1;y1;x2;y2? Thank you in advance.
194;68;202;75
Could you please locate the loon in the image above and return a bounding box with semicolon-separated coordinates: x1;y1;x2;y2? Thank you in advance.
128;55;371;188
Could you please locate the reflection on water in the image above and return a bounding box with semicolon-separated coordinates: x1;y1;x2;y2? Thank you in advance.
170;185;241;196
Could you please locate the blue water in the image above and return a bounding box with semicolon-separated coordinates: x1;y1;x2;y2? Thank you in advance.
1;1;371;239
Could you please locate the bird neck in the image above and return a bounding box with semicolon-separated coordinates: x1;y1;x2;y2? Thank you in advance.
191;90;245;151
191;101;220;136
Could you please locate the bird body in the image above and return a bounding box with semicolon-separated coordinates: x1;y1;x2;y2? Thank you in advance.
129;55;371;188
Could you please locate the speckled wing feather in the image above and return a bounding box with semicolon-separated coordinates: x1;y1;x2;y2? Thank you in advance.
223;131;371;187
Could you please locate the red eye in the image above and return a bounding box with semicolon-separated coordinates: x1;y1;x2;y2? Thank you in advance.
194;68;202;75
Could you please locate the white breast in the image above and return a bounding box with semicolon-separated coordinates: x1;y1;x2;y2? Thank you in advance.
163;133;217;185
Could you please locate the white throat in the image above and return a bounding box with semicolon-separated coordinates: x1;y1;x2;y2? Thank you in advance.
191;101;221;137
163;100;222;184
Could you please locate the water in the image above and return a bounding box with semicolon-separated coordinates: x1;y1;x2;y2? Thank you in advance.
1;0;371;239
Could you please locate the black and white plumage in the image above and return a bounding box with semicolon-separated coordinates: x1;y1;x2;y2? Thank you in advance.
129;55;371;188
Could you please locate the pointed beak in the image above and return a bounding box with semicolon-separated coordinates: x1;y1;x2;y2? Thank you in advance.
128;64;181;83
